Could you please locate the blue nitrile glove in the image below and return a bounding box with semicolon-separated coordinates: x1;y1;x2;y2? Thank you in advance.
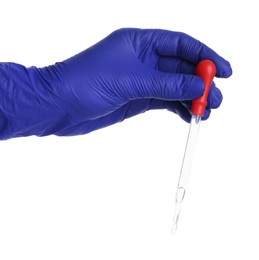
0;28;232;140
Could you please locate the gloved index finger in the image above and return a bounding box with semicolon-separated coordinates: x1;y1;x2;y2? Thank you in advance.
153;30;232;78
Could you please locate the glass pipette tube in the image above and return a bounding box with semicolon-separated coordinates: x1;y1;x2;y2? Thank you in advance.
171;114;201;234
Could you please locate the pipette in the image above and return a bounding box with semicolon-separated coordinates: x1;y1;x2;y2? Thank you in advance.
171;60;216;234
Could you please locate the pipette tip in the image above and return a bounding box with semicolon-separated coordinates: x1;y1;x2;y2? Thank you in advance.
171;222;178;234
171;202;182;235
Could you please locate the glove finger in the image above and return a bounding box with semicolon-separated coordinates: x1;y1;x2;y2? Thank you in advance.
158;56;195;74
125;69;204;101
207;82;223;109
148;81;222;111
152;30;232;78
201;108;211;121
164;101;192;122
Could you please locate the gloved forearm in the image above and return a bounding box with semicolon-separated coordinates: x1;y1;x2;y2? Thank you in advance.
0;62;71;139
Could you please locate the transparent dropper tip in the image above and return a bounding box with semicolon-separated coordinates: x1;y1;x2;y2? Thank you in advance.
171;187;185;234
171;206;180;234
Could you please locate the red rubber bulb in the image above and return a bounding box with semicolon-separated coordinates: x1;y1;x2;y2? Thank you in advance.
191;60;216;116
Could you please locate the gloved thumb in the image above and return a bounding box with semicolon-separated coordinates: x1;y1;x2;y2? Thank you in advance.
124;70;204;102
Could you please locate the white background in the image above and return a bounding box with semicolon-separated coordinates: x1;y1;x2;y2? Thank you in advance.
0;0;258;259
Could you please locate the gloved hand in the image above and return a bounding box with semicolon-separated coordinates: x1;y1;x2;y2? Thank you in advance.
0;28;232;140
